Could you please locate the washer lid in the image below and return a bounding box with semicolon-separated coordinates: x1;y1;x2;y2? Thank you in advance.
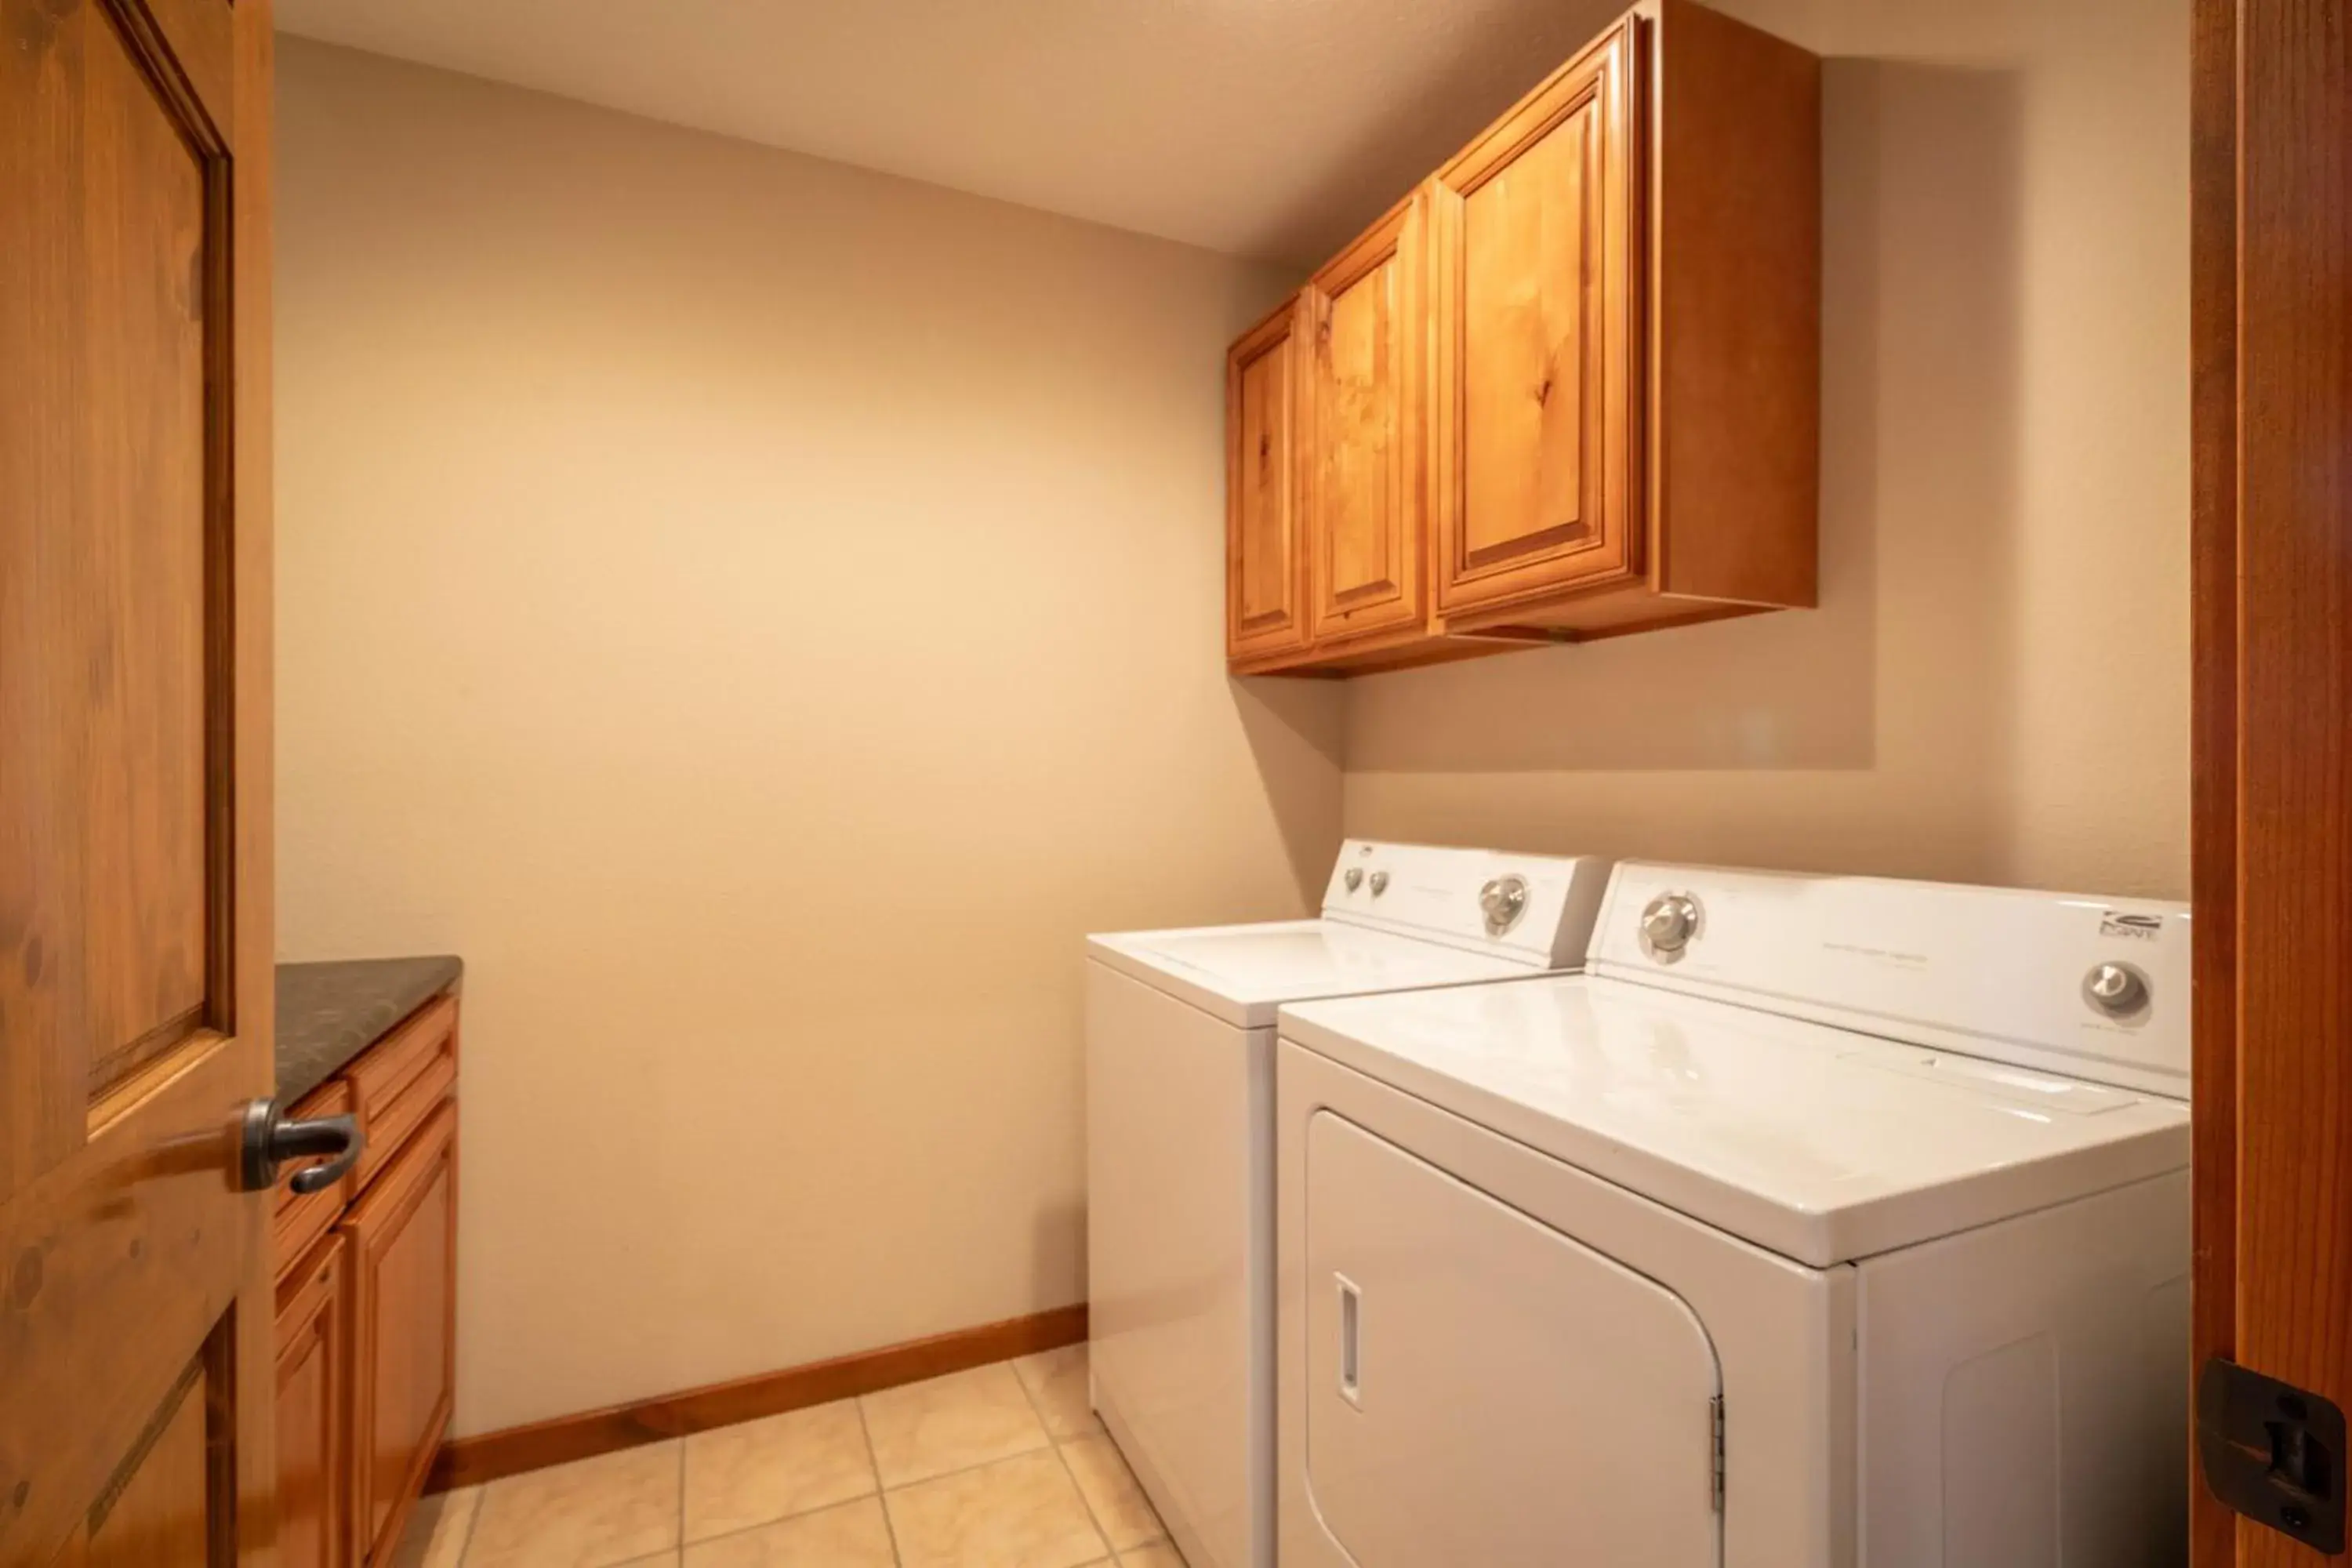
1278;975;2191;1267
1086;920;1541;1029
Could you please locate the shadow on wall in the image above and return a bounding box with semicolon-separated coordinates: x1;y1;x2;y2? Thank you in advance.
1233;676;1349;906
1344;60;2026;794
1266;0;1634;263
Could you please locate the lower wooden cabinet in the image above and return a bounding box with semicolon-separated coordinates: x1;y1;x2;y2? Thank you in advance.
274;991;459;1567
348;1102;459;1565
276;1233;350;1568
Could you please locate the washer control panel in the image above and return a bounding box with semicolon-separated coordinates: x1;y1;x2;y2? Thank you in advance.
1319;840;1612;967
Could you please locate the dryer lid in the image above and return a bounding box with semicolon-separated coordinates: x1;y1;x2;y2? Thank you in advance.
1278;975;2190;1267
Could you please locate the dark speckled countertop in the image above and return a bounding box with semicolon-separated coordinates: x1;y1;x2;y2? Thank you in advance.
277;956;463;1105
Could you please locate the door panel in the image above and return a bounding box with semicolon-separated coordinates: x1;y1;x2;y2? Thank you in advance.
1226;297;1309;662
1432;18;1640;614
86;1343;222;1568
0;0;275;1560
69;0;215;1098
1301;1110;1721;1567
1306;196;1427;647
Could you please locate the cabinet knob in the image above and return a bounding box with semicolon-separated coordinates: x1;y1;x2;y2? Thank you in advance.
240;1098;365;1196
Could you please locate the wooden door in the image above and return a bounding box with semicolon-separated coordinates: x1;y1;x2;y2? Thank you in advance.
2190;2;2352;1565
277;1237;350;1568
1429;16;1641;617
344;1105;457;1566
1225;295;1311;666
0;0;277;1564
1305;194;1428;649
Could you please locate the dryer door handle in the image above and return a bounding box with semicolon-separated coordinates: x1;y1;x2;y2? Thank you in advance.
1336;1274;1363;1408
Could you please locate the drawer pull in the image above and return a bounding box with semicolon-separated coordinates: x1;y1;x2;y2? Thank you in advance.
241;1098;367;1195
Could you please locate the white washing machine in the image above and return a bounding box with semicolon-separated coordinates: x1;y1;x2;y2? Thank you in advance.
1275;862;2192;1568
1086;840;1614;1568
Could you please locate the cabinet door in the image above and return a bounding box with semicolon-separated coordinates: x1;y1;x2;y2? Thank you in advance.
1431;17;1641;615
1305;194;1428;647
1226;296;1311;663
278;1232;352;1568
344;1101;458;1566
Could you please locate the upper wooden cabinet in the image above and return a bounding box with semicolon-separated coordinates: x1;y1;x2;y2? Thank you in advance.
1225;298;1310;662
1305;194;1428;656
1430;19;1639;615
1226;0;1820;674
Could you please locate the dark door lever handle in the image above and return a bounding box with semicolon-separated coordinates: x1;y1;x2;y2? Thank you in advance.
240;1098;365;1196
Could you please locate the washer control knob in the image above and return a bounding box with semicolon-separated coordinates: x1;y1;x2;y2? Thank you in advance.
2084;961;2151;1018
1639;894;1701;960
1343;867;1363;893
1368;870;1390;897
1479;875;1528;935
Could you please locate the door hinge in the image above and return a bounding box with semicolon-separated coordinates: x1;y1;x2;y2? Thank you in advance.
2198;1356;2347;1555
1710;1396;1726;1513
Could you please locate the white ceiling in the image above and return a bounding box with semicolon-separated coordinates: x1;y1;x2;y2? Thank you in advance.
274;0;1634;265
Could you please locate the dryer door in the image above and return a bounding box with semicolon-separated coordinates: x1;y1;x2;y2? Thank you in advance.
1303;1110;1724;1566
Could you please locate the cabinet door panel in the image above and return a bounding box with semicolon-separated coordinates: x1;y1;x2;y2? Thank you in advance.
1226;298;1308;662
1434;18;1640;613
345;1101;458;1566
1307;196;1427;646
278;1234;350;1568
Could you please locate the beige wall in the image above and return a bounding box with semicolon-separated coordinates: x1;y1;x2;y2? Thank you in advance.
1345;0;2190;901
273;40;1338;1436
280;0;2187;1438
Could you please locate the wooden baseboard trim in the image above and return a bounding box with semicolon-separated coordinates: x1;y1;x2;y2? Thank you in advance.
427;1303;1088;1494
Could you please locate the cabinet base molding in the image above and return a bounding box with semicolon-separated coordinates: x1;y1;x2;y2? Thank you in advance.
426;1303;1089;1493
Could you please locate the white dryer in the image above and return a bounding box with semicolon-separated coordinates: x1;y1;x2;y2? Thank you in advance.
1086;840;1613;1568
1276;862;2191;1568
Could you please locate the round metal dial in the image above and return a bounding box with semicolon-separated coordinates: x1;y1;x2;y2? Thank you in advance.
1639;893;1702;961
1479;875;1528;935
1368;870;1389;897
2082;961;2151;1019
1343;867;1363;892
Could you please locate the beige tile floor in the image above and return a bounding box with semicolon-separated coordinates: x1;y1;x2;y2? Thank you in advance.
393;1345;1187;1568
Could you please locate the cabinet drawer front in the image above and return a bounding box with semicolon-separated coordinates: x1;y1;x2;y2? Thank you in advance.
347;993;457;1120
276;1080;356;1279
1227;296;1312;662
346;1101;458;1566
1432;16;1642;614
1307;194;1428;647
357;1049;457;1192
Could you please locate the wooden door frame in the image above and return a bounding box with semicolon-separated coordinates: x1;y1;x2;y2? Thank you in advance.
2190;1;2350;1563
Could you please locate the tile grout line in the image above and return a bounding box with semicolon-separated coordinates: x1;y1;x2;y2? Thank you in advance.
1047;1436;1118;1566
1013;1352;1118;1566
452;1479;488;1568
854;1393;907;1568
450;1356;1131;1568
